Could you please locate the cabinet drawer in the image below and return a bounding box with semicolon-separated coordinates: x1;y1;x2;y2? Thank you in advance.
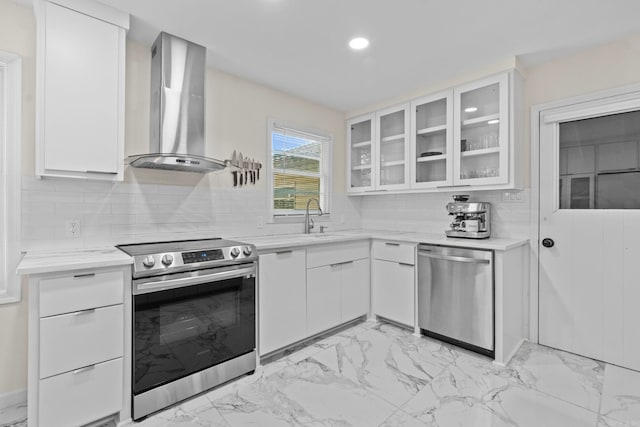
39;357;122;427
372;240;415;264
40;269;124;317
40;304;124;379
307;241;369;269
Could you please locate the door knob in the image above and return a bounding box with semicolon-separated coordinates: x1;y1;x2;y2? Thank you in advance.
542;238;555;248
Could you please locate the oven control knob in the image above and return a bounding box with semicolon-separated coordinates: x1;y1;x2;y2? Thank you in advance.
243;246;252;256
161;254;174;266
230;247;240;258
142;255;155;268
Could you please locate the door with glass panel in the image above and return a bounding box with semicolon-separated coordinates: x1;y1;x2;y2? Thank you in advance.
375;104;410;190
410;91;453;188
454;74;509;186
539;94;640;371
347;114;375;193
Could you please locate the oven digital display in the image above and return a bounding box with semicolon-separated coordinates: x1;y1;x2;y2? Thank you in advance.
182;249;224;263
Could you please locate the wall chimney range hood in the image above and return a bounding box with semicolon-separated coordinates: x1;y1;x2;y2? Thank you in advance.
127;32;226;173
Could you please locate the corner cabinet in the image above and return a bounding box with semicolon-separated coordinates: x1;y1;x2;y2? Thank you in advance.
349;70;523;194
34;0;129;181
347;104;411;193
347;114;376;192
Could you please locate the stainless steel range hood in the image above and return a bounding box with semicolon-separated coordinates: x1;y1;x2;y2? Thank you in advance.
128;32;226;173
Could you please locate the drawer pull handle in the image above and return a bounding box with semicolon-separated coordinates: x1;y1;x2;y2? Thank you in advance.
275;250;293;255
72;365;96;375
73;273;96;279
72;308;96;316
399;262;414;267
385;242;400;247
330;260;354;268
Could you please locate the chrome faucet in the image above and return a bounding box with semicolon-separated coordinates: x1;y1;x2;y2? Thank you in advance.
304;198;323;234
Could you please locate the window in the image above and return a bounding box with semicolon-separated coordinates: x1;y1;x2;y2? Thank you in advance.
558;110;640;209
268;119;331;217
0;52;22;304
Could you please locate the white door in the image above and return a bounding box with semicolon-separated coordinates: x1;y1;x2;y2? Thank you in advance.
538;91;640;371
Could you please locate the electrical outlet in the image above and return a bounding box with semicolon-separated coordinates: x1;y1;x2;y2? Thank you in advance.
501;191;523;203
256;216;264;228
65;219;82;237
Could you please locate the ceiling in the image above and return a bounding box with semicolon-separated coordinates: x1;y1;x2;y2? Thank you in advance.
42;0;640;111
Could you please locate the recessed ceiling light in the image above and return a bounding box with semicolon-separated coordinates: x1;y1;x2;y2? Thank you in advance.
349;37;369;50
488;119;500;124
464;107;478;113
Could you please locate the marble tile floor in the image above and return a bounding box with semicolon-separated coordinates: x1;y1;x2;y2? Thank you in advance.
2;320;640;427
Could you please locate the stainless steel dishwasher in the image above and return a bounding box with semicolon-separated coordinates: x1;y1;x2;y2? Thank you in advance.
417;244;494;357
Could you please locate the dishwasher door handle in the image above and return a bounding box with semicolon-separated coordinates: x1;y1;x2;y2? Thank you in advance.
417;251;490;264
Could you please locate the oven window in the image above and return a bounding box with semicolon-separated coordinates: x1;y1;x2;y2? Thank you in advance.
133;275;255;394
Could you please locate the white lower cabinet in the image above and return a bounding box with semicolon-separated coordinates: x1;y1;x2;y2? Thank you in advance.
258;249;307;356
306;258;370;336
39;358;123;427
372;241;416;327
28;266;127;427
306;266;341;336
259;241;370;355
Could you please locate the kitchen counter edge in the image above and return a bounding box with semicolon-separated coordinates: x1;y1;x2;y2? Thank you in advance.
16;247;133;276
243;230;529;253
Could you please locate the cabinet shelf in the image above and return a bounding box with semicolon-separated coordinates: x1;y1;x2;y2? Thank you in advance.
381;160;405;167
380;133;405;143
416;124;446;135
462;113;500;128
352;165;372;171
352;141;372;148
460;146;500;157
417;154;446;163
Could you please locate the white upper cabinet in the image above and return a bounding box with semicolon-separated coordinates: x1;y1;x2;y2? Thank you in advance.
348;70;522;194
375;104;411;190
410;91;454;189
453;73;510;186
35;0;129;181
347;114;376;193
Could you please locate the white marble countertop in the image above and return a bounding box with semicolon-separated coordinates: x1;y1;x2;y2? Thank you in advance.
16;247;133;276
242;229;529;252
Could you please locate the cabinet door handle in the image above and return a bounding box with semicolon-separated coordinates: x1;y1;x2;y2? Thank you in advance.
85;170;118;175
72;308;96;316
330;260;354;267
274;250;293;255
72;365;96;375
73;273;96;279
385;242;400;247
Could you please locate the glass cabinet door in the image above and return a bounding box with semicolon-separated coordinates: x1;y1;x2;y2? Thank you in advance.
410;91;453;188
347;114;375;192
376;104;410;189
454;74;509;185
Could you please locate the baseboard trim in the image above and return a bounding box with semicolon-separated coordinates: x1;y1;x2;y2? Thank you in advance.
0;388;27;410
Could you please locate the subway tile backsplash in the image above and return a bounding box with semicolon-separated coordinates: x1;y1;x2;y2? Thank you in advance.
20;177;362;251
21;177;529;251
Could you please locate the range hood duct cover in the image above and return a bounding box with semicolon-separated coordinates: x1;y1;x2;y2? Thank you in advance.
128;32;226;173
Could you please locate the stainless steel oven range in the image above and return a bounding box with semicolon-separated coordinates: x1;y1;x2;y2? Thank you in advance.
116;238;257;420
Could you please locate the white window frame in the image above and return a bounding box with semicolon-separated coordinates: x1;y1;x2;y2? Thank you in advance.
267;117;332;221
0;51;22;304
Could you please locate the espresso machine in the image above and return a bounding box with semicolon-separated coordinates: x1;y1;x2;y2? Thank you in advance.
445;195;491;239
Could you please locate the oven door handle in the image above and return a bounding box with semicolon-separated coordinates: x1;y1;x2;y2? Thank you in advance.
133;265;255;295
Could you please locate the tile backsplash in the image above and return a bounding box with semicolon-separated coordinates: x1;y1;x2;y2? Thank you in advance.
21;177;529;251
359;189;531;239
20;177;362;251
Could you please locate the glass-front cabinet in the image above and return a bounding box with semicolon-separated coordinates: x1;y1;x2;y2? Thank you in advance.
410;91;453;188
347;113;375;192
376;104;410;190
453;73;509;186
347;70;519;194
